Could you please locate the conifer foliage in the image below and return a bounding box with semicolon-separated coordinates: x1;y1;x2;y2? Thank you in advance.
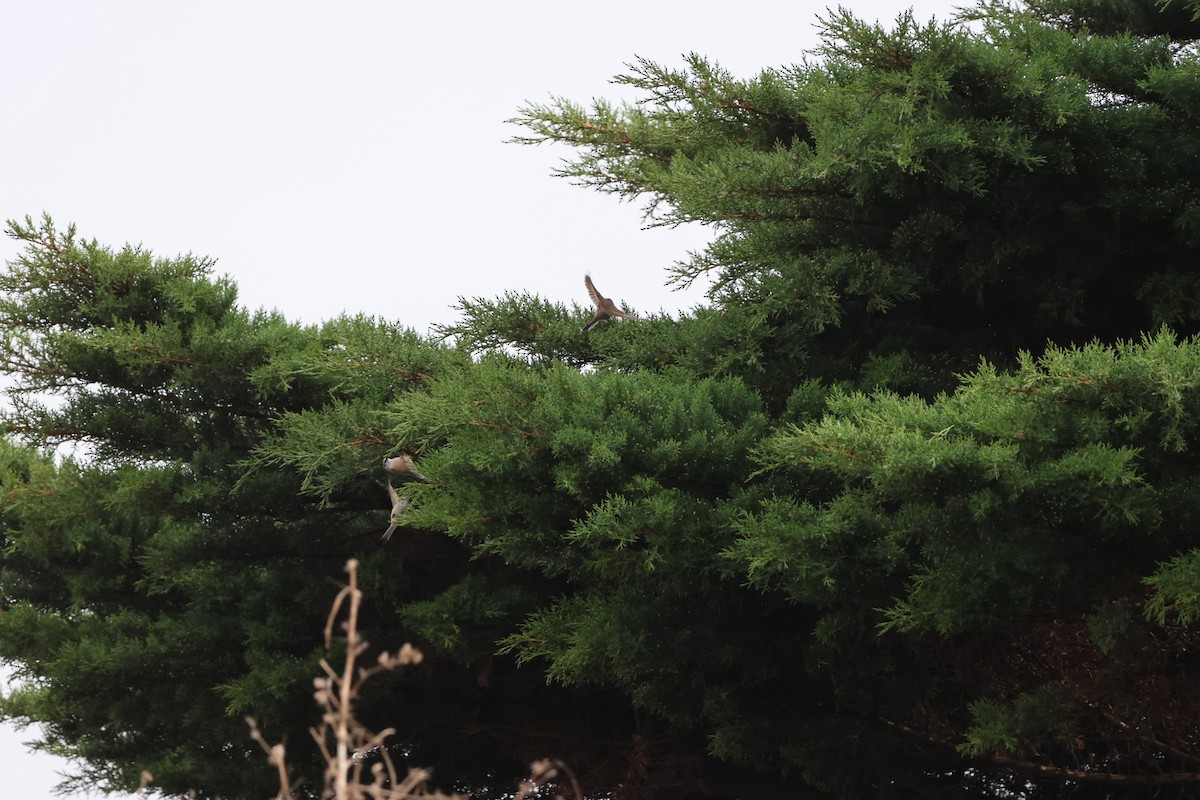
4;1;1200;797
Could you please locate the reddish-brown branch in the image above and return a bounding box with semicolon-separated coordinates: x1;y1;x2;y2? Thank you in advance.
129;343;191;366
983;752;1200;785
468;419;541;439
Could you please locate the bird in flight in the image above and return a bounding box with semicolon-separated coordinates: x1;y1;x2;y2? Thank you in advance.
581;274;640;333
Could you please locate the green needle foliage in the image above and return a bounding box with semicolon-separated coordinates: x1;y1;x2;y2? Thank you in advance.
4;0;1200;797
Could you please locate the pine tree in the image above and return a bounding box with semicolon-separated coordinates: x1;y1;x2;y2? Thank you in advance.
4;0;1200;797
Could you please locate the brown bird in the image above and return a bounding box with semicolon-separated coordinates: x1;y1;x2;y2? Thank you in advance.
378;479;409;541
382;454;427;482
581;274;640;333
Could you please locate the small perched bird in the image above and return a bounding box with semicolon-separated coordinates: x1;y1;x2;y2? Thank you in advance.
379;479;409;541
581;274;640;333
382;453;427;482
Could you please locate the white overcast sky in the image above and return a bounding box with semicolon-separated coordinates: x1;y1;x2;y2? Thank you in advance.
1;1;963;796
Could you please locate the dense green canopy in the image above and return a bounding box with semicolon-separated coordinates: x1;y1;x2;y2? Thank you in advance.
3;0;1200;797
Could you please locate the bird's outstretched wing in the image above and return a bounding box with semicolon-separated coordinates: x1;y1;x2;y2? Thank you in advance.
584;274;603;307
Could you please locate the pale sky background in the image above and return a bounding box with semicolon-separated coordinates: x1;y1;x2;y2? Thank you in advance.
1;1;963;796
